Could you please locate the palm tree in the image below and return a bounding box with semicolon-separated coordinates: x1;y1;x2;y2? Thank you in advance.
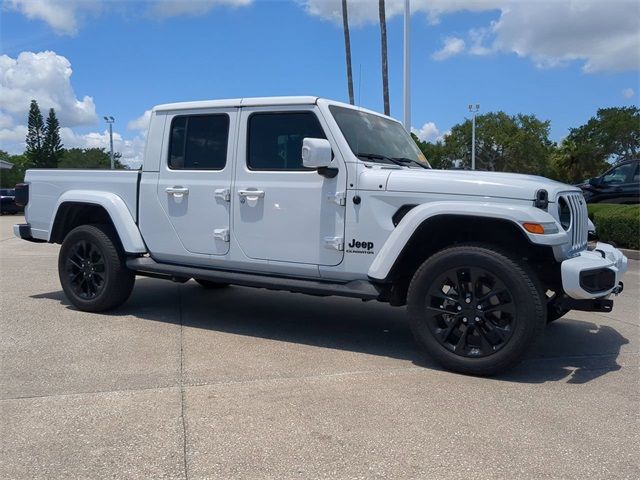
379;0;390;115
341;0;355;105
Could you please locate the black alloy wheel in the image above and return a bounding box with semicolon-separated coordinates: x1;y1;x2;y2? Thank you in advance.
425;266;516;358
64;240;107;300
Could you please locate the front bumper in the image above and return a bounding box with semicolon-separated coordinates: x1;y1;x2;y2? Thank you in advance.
561;242;627;300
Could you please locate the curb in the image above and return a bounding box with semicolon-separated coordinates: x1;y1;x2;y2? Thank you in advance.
620;248;640;260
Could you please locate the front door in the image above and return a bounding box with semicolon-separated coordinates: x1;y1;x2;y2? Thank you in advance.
596;161;639;204
157;109;236;255
233;107;345;266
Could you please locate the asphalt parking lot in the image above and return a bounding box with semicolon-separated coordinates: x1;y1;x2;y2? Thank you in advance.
1;214;638;479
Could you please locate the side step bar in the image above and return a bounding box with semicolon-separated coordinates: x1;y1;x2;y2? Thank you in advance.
126;257;382;300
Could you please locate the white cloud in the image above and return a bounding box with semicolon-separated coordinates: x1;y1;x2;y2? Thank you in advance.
412;122;443;143
0;51;97;128
302;0;639;74
432;37;466;61
4;0;253;34
622;88;636;99
300;0;504;27
0;50;143;167
61;128;146;168
467;27;494;56
147;0;253;18
4;0;101;35
491;1;640;73
127;110;152;132
0;125;28;145
0;111;13;129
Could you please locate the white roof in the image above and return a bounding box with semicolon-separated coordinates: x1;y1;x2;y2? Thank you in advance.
0;159;13;169
153;96;319;112
151;96;399;124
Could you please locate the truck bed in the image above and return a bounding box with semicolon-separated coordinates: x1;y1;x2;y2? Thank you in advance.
23;169;140;240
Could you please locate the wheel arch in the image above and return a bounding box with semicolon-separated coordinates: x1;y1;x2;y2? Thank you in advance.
49;191;146;253
369;205;560;305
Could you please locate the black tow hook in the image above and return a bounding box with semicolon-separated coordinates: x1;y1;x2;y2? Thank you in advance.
612;282;624;295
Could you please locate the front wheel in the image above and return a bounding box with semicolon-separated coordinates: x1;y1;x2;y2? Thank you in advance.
407;244;545;376
58;224;135;312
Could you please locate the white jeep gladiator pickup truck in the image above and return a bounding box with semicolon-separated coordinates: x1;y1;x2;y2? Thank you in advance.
14;96;628;375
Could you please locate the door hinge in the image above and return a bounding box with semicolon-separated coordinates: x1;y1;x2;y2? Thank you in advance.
213;228;230;242
327;191;346;206
214;188;231;202
324;236;344;251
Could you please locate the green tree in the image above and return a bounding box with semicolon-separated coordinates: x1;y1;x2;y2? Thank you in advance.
43;108;64;168
0;151;34;188
551;106;639;183
577;106;639;161
25;100;47;168
59;148;126;169
415;112;554;175
412;134;451;169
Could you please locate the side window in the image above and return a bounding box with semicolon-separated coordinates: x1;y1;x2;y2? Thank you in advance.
168;114;229;170
247;112;326;170
602;163;634;184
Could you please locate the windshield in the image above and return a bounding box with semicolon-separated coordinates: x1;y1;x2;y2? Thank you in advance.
329;105;430;168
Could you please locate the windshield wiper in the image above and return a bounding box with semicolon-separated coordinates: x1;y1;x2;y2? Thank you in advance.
356;153;406;168
357;153;427;169
392;157;429;169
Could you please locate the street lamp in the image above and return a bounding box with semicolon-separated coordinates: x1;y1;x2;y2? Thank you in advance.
468;104;480;170
103;116;115;169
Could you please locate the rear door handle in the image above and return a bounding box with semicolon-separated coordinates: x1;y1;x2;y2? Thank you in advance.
238;189;265;199
166;186;189;198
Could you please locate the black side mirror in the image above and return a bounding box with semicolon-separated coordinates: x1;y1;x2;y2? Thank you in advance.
588;177;601;187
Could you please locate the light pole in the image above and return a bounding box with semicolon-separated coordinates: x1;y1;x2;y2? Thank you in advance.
104;116;115;169
403;0;411;131
468;104;480;170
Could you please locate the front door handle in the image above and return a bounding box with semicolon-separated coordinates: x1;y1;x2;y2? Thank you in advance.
238;189;265;199
166;186;189;198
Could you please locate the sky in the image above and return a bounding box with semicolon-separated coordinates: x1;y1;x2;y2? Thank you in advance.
1;0;639;167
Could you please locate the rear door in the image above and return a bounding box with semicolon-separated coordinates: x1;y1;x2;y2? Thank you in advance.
156;109;236;255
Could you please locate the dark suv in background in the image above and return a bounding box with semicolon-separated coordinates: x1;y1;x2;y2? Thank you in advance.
0;188;23;215
577;159;639;204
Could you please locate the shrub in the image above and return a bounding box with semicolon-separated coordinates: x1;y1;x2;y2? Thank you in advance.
587;204;640;250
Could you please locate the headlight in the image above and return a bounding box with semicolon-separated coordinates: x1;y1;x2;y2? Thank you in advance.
558;197;571;230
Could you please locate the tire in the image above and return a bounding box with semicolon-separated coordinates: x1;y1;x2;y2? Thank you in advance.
407;244;545;376
58;224;135;312
195;279;230;289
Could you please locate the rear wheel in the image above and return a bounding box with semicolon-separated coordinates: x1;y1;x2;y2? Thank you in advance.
407;244;545;376
195;279;230;289
58;224;135;312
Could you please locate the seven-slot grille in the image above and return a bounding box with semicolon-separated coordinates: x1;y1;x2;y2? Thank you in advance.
563;192;588;254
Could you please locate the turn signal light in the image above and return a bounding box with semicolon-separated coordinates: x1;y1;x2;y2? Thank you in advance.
523;223;545;234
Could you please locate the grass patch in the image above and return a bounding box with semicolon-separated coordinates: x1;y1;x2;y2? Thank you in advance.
587;203;640;250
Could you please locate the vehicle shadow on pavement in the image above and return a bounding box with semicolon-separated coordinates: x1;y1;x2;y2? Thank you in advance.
31;278;629;385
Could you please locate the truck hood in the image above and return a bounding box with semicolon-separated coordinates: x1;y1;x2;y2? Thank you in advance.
385;168;577;201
